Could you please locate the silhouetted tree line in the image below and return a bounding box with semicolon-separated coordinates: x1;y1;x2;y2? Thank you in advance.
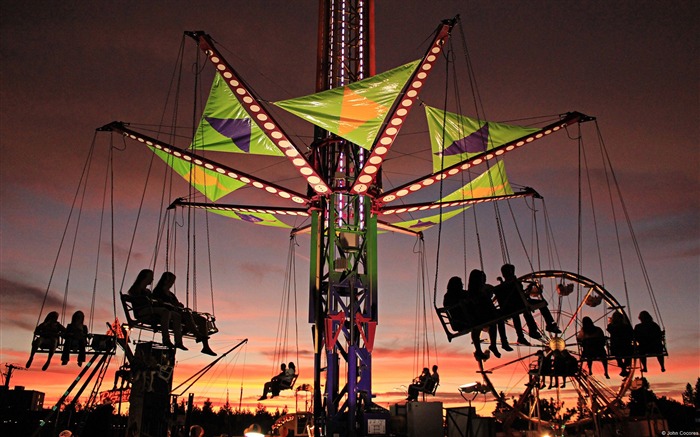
0;397;288;437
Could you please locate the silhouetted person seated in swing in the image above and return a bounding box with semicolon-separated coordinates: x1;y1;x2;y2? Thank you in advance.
152;272;216;356
26;311;65;371
443;271;501;361
494;264;560;344
577;316;609;378
279;361;296;390
406;367;430;401
607;311;634;377
61;310;88;366
634;310;665;373
406;364;439;401
259;362;290;400
128;269;185;350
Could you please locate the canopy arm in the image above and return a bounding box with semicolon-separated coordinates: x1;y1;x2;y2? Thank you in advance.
378;187;540;215
377;112;593;206
349;17;458;195
185;31;331;197
98;121;310;205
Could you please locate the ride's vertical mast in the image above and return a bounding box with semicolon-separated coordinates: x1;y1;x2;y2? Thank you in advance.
311;0;376;435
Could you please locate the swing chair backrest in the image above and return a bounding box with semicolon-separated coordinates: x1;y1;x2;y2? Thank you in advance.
279;373;298;391
421;379;439;396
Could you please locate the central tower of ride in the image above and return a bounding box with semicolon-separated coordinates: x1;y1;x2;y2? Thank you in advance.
309;2;378;434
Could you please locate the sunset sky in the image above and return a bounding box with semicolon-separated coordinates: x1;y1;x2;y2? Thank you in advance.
1;0;698;418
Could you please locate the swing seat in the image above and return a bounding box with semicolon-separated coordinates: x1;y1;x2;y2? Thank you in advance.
418;379;439;396
120;293;218;338
436;300;547;342
30;331;117;356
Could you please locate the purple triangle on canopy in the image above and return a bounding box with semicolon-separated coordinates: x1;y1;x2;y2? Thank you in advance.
206;117;252;153
237;213;264;223
439;123;490;156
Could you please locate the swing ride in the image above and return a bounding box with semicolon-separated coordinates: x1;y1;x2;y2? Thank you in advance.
22;1;671;436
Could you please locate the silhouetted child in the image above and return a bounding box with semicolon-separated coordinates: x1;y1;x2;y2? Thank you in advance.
152;272;215;356
406;367;430;401
607;311;634;377
634;310;665;373
26;311;65;371
577;316;609;378
61;310;88;366
128;269;185;350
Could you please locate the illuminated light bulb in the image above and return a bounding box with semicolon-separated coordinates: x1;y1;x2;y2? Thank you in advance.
427;55;437;62
526;137;534;142
412;80;422;88
390;118;403;126
292;197;304;204
307;176;321;184
264;122;275;130
431;47;441;54
293;158;306;166
535;133;543;138
409;184;421;191
243;96;253;103
375;146;388;155
379;137;392;145
516;141;525;146
383;195;396;202
358;175;373;184
183;155;192;161
229;80;239;87
193;159;202;165
210;56;220;63
369;156;382;165
240;177;251;183
265;186;277;193
252;181;263;189
423;179;435;186
223;72;232;79
256;114;268;121
485;153;494;160
271;131;282;139
227;171;237;178
386;127;398;135
472;158;482;165
236;88;246;95
422;63;432;71
354;184;367;193
300;167;313;175
397;189;409;197
173;151;182;157
250;105;260;112
396;109;407;117
448;168;459;175
205;163;214;169
315;185;328;193
402;98;413;106
364;165;378;175
216;64;226;71
495;150;504;155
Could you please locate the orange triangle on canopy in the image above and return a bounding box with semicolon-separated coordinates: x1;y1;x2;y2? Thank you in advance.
338;88;388;135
